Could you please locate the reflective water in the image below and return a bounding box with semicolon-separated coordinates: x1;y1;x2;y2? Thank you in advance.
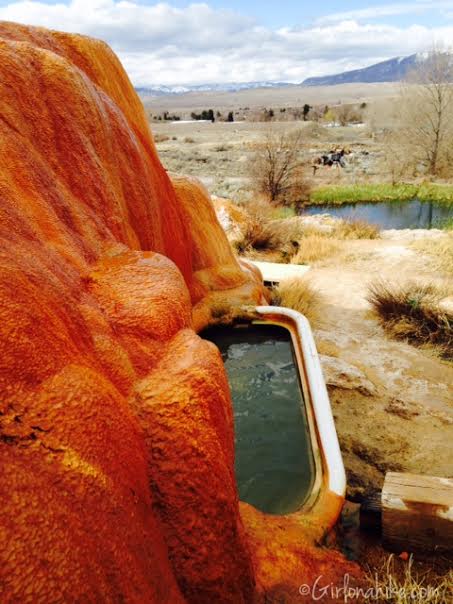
202;324;315;515
302;199;452;229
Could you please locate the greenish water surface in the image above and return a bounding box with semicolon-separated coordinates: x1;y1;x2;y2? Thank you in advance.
203;324;315;515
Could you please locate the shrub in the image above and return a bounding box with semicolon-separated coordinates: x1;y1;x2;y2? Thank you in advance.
235;218;278;254
367;280;452;358
271;278;322;325
234;202;280;254
250;129;311;205
233;200;300;260
183;136;196;143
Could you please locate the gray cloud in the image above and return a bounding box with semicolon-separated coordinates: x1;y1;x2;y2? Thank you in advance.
0;0;452;85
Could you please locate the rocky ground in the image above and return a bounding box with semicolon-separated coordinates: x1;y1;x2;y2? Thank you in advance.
306;230;452;500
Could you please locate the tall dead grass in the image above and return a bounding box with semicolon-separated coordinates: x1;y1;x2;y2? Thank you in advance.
271;277;322;325
235;216;279;254
234;199;301;260
233;197;379;264
234;207;281;255
334;219;380;240
291;236;341;264
367;555;452;604
368;280;452;358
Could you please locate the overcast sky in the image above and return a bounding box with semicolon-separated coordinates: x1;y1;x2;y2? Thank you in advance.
0;0;452;86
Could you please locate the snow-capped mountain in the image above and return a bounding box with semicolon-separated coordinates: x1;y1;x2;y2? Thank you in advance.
135;81;296;96
135;53;451;96
302;55;418;86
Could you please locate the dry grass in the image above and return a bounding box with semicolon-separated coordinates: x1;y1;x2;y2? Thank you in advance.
411;233;453;275
271;277;322;324
333;219;380;240
367;555;452;604
368;280;452;358
234;199;281;254
232;198;380;263
236;220;280;254
235;199;301;260
291;235;341;264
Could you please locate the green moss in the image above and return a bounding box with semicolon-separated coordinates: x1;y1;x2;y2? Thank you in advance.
309;183;453;206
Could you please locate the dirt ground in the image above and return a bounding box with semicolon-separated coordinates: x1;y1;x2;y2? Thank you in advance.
304;230;453;501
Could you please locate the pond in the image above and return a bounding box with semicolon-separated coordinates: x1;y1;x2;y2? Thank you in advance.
301;199;452;229
202;323;315;515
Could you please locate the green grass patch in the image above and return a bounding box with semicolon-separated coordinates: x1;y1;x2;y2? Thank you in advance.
309;183;453;206
270;206;297;220
417;183;453;204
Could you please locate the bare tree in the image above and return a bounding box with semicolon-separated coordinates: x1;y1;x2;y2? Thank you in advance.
397;50;453;177
250;129;310;205
381;131;414;185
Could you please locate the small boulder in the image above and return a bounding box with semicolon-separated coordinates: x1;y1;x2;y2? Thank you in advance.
320;355;378;397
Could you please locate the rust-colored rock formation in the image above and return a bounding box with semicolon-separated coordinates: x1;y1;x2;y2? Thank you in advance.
0;22;358;603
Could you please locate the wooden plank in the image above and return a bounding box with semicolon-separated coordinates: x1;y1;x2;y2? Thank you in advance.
249;261;310;284
382;472;453;553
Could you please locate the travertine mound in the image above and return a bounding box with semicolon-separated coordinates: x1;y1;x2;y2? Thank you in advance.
0;22;358;603
0;21;263;603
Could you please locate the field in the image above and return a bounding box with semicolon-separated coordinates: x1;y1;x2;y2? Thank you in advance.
151;119;380;199
143;82;401;198
142;81;399;114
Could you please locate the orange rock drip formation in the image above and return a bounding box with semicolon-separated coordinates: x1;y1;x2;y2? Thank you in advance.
0;22;358;603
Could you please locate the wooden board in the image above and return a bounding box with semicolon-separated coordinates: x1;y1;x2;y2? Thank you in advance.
382;472;453;553
249;261;310;284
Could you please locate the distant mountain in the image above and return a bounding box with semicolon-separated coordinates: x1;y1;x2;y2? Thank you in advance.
135;81;295;97
136;53;443;96
302;55;418;86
